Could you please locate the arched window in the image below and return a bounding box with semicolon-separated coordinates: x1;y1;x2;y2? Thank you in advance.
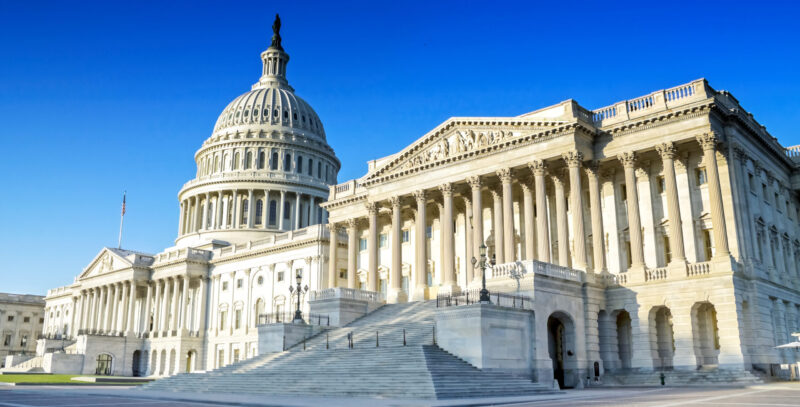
233;152;240;170
214;156;220;173
207;202;214;227
317;162;322;178
241;199;249;225
284;201;291;220
255;200;263;225
284;153;291;171
297;155;303;173
271;152;278;170
269;200;278;226
95;354;112;376
307;158;312;175
245;152;252;170
258;152;265;169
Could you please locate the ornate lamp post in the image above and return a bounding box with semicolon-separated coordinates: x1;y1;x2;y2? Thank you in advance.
288;271;308;323
470;244;495;304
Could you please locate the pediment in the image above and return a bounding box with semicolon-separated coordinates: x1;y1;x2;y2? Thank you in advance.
362;117;567;184
78;248;133;280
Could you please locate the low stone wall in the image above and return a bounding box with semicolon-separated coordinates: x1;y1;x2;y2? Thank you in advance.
43;353;84;374
257;323;319;353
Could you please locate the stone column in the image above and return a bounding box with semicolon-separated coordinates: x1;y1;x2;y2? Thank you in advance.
464;197;474;285
388;197;405;302
126;282;136;334
553;172;569;267
529;160;551;262
247;189;254;228
98;286;108;332
178;201;185;236
294;193;302;229
467;176;484;284
69;296;78;337
279;191;286;230
86;289;95;331
346;219;358;289
619;152;645;268
585;163;607;272
698;132;730;258
413;190;428;301
78;292;87;332
521;181;535;261
191;197;200;233
198;278;208;333
564;151;587;270
221;193;229;229
116;283;127;333
212;194;220;230
200;195;208;230
144;283;153;333
232;190;239;229
180;276;189;331
671;305;699;370
171;277;180;332
160;279;171;332
491;187;505;263
366;202;379;292
440;183;458;294
328;223;338;289
498;169;515;262
262;190;269;229
656;142;686;262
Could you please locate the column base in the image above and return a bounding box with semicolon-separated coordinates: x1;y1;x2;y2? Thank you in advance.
438;283;461;297
411;284;428;301
667;260;688;281
627;265;646;284
386;288;407;304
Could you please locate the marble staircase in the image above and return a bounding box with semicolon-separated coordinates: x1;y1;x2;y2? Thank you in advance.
602;368;764;387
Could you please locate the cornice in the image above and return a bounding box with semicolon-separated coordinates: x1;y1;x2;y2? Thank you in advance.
209;236;328;265
179;176;330;198
599;99;714;139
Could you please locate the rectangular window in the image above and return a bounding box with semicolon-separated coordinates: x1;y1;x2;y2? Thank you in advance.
277;271;284;282
237;279;243;289
23;317;30;323
233;349;240;364
20;335;27;348
222;281;228;291
379;234;388;248
695;168;708;186
218;349;225;368
657;176;665;194
402;230;409;243
359;238;367;251
7;316;13;322
663;236;671;264
748;173;755;192
317;162;322;178
762;183;767;199
297;155;303;173
774;193;780;211
307;158;313;176
339;269;347;279
702;229;714;261
219;311;227;330
235;310;242;329
3;335;10;346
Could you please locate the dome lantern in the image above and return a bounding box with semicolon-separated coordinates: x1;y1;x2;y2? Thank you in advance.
253;14;291;91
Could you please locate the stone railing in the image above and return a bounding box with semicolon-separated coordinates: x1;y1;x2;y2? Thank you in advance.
309;287;384;303
328;179;366;201
687;261;711;277
45;286;71;299
488;260;583;283
182;170;323;190
645;267;668;282
786;145;800;162
154;247;211;264
592;79;710;127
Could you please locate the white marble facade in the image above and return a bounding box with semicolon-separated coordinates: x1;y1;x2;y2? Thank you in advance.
34;19;800;380
0;294;44;367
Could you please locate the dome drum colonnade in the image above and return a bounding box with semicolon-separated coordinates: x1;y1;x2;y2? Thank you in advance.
324;132;732;302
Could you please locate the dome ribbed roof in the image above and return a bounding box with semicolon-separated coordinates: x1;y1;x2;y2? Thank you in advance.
212;86;326;140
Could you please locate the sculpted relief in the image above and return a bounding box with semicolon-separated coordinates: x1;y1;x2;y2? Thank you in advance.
402;129;511;170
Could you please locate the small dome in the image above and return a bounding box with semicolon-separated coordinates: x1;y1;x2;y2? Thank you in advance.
212;86;326;140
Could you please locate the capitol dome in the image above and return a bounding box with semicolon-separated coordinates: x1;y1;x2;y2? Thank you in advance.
175;15;340;248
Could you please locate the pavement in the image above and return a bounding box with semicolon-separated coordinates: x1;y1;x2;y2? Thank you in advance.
0;382;799;407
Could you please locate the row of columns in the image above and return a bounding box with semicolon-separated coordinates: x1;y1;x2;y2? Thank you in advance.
76;282;137;336
179;190;326;236
326;133;731;298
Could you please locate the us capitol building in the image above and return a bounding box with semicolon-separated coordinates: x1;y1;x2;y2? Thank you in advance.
9;17;800;389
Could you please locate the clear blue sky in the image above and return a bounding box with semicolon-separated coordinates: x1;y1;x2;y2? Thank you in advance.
1;1;798;295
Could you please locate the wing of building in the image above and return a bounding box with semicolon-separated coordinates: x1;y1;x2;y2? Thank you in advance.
11;18;800;387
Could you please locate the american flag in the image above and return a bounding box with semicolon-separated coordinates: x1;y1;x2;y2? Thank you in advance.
121;192;126;216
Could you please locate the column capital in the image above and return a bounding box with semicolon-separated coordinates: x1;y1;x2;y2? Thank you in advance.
528;159;547;176
496;168;512;184
550;171;565;187
439;182;453;196
697;131;719;151
345;218;358;230
389;196;401;209
561;150;584;168
655;142;677;159
365;202;379;215
413;189;427;203
327;222;339;233
583;160;600;178
618;151;637;168
466;175;482;190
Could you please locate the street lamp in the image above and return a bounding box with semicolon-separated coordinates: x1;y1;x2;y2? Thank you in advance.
470;243;495;303
288;271;308;323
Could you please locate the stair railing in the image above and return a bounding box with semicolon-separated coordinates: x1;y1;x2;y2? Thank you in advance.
376;331;379;347
403;329;407;346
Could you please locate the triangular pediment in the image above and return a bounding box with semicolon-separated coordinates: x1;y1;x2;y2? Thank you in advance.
78;248;133;280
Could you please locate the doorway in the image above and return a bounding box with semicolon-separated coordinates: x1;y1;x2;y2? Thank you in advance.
95;354;112;376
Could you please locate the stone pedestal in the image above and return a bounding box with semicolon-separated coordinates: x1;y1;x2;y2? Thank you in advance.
434;303;534;377
257;323;316;353
309;292;383;327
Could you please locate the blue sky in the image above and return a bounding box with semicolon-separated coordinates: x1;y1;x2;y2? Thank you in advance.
1;1;799;295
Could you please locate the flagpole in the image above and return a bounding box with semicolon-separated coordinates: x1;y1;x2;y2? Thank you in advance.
118;191;126;249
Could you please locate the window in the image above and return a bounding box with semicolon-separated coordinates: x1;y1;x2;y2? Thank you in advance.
402;230;410;243
307;158;313;176
317;162;322;178
38;318;43;324
748;173;755;192
219;311;227;330
217;349;225;368
269;200;278;226
241;199;249;225
284;154;291;171
271;152;278;170
222;281;229;291
359;238;367;251
245;152;252;169
663;236;671;264
277;271;285;282
774;193;780;210
20;335;27;348
233;152;240;170
3;335;10;346
257;276;264;285
657;176;665;194
258;152;265;169
233;349;240;363
620;185;627;202
237;279;243;289
284;202;291;220
255;200;263;225
695;168;707;186
702;229;714;261
23;317;30;323
7;315;13;322
297;155;303;173
235;310;242;329
379;234;388;248
339;269;347;279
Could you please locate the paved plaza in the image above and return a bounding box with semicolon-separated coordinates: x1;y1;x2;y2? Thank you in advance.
1;383;799;407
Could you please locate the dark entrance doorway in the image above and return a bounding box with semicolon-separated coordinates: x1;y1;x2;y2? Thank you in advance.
548;316;566;388
95;354;112;376
132;350;141;377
